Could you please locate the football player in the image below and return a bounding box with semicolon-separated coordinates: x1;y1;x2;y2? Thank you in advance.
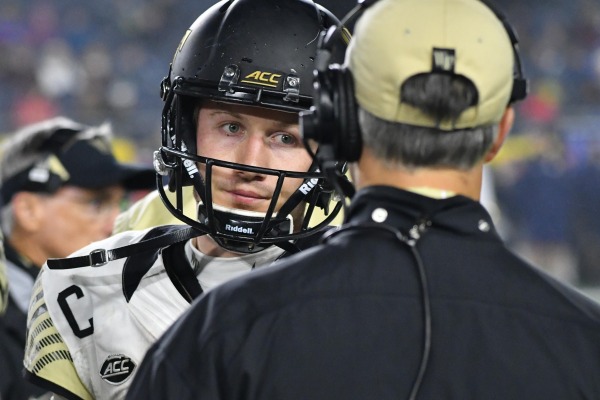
23;0;348;399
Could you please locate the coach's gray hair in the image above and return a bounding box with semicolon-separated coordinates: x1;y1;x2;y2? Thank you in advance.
358;73;499;170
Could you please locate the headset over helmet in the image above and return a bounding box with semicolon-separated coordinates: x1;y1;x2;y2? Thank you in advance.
154;0;349;253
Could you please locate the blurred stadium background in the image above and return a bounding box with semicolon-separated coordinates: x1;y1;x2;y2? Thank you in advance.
1;0;600;298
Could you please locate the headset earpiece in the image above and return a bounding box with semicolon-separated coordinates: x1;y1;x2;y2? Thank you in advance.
331;66;362;162
300;64;362;163
300;26;362;163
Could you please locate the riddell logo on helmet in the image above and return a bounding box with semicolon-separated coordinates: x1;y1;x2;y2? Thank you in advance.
299;177;319;195
225;224;254;234
241;70;282;88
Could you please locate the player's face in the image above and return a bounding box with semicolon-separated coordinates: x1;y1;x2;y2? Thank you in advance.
195;100;313;213
36;185;125;259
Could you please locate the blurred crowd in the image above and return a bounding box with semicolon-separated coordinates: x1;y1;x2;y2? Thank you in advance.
1;0;600;285
0;0;215;155
493;0;600;286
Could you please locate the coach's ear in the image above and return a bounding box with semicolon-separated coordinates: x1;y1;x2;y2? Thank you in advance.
11;192;46;232
485;106;514;163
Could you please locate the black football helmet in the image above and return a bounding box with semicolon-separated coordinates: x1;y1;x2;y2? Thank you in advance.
154;0;349;253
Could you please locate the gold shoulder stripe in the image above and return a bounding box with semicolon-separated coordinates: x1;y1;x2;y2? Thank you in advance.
31;349;73;374
341;27;352;45
25;276;93;400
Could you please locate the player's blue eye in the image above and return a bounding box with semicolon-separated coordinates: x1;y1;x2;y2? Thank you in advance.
280;134;294;145
225;123;240;134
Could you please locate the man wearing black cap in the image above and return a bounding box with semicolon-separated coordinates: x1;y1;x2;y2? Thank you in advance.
0;116;155;400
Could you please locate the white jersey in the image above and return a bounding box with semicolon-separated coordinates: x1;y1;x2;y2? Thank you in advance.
23;227;284;400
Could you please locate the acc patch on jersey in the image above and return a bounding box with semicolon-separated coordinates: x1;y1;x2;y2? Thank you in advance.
99;354;136;385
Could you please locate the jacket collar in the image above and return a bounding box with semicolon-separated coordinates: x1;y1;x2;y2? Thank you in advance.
345;186;500;239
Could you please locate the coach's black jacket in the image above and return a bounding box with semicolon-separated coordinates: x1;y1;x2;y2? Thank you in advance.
128;186;600;400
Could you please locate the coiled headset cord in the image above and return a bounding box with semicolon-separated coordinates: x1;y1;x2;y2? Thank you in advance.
323;222;432;400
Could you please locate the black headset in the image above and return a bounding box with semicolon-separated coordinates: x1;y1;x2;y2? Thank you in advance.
300;0;529;163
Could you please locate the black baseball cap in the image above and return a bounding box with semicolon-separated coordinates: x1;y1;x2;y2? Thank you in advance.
0;117;157;205
58;138;156;190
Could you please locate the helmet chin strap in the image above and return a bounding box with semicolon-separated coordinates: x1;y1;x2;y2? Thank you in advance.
197;202;294;254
